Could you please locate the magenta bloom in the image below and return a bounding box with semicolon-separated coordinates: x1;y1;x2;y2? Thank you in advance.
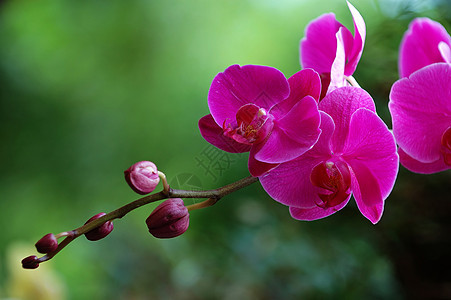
300;1;365;97
260;87;398;224
399;18;451;78
389;63;451;174
199;65;321;177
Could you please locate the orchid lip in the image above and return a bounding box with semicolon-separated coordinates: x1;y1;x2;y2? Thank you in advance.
310;159;352;209
223;104;274;145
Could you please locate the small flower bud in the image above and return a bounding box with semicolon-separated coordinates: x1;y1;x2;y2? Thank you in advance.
124;161;160;195
22;255;40;269
35;233;58;254
146;198;189;239
84;213;114;241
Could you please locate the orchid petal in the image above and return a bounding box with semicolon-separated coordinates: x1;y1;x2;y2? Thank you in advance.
319;72;331;100
438;41;451;63
314;112;336;155
270;68;321;119
289;195;351;221
398;147;449;174
344;1;366;76
399;18;451;77
260;155;326;208
328;28;347;94
287;68;322;104
300;13;352;74
248;149;279;177
343;108;399;200
389;63;451;163
348;159;383;224
208;65;289;126
259;112;334;208
320;87;376;153
198;114;251;153
255;96;321;163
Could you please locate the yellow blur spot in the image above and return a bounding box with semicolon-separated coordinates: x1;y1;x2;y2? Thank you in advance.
3;242;66;300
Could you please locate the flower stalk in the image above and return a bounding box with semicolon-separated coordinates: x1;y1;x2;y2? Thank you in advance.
186;198;218;211
27;175;258;266
158;171;170;193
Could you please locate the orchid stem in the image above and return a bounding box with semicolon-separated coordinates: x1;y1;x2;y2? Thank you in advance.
31;175;259;265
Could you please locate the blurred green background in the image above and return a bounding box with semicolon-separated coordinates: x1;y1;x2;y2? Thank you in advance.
1;0;450;299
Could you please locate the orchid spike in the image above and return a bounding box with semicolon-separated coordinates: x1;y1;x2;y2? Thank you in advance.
260;87;398;224
198;65;322;177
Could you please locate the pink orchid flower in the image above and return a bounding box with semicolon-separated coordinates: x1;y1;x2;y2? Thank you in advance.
260;87;399;224
198;65;322;177
300;1;365;98
399;17;451;78
389;63;451;174
389;18;451;174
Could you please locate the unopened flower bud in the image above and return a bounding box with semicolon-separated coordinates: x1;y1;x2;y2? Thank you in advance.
146;198;189;239
35;233;58;254
22;255;40;269
124;161;160;195
84;213;114;241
